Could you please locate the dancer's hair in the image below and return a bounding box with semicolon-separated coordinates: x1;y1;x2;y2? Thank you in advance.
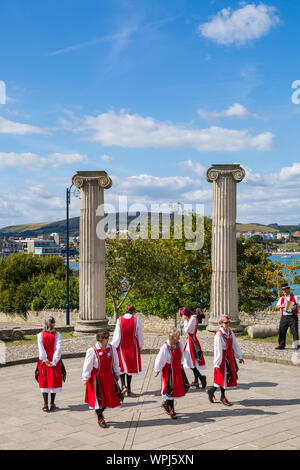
124;304;136;315
96;329;110;341
43;316;56;332
219;315;230;325
168;328;180;350
179;307;194;318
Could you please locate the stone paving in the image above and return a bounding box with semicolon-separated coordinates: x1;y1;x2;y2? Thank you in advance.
1;354;300;450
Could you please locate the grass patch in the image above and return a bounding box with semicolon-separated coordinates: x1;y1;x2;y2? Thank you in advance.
3;331;75;347
238;331;295;345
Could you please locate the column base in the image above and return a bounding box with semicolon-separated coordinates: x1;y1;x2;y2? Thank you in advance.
206;318;244;333
74;318;110;336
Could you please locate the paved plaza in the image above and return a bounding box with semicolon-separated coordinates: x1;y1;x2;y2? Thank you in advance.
1;354;300;450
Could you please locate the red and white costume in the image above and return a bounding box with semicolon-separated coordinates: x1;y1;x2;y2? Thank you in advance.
154;340;189;401
276;294;299;316
82;343;121;410
111;314;144;375
183;314;206;371
37;331;63;393
213;327;243;390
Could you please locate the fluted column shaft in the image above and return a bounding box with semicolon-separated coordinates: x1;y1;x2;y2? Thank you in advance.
206;164;245;332
72;171;112;335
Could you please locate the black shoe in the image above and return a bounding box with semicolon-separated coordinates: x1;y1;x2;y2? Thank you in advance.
98;418;109;428
50;404;57;412
221;398;232;406
161;402;171;415
275;346;285;350
190;381;200;389
170;409;177;419
42;406;49;412
206;387;216;403
200;375;207;389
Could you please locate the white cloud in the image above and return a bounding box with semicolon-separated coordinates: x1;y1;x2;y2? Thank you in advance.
74;109;274;152
198;103;259;120
279;162;300;181
0;152;86;169
101;154;113;162
179;160;206;178
198;3;280;46
0;116;46;135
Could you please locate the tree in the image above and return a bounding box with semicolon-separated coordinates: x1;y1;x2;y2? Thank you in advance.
237;235;286;311
105;237;174;322
0;253;78;316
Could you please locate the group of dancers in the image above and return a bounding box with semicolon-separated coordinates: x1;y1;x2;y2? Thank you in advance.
36;305;244;428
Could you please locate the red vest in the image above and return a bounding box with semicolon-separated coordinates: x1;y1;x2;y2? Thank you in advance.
280;295;298;316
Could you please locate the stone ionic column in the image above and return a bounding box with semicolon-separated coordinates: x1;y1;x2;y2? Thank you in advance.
72;171;112;335
206;164;245;332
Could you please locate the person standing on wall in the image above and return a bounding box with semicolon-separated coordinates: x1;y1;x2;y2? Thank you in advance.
111;304;144;397
275;283;300;350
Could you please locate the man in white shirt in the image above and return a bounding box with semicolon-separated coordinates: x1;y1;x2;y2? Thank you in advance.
275;283;300;350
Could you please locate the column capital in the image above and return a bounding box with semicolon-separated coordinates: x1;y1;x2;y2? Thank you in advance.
206;164;245;183
72;171;112;189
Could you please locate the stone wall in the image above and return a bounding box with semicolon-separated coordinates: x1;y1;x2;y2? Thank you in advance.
0;309;80;327
0;308;288;331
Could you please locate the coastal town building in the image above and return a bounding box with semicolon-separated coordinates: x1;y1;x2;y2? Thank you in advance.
19;238;61;256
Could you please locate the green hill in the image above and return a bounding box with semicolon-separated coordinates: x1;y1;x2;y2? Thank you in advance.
236;223;279;233
0;216;280;238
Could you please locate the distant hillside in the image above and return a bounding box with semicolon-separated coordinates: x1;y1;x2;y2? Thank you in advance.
236;223;279;233
269;224;300;233
0;216;281;238
0;217;80;237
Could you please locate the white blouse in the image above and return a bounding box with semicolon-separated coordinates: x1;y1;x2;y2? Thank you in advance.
154;340;184;372
111;314;144;349
82;343;121;381
214;327;243;369
37;331;62;366
183;315;197;335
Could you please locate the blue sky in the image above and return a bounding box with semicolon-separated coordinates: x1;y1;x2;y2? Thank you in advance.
0;0;300;226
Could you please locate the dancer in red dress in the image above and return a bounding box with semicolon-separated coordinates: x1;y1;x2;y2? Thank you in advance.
36;316;65;412
82;329;122;428
180;307;207;389
206;316;244;406
154;328;190;419
111;304;144;397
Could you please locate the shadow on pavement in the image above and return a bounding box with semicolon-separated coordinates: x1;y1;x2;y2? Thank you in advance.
239;398;300;407
107;408;276;429
237;381;278;389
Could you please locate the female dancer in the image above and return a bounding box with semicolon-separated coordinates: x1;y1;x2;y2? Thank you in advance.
36;316;65;412
154;328;190;419
111;304;144;397
180;307;207;389
207;315;244;406
82;329;122;428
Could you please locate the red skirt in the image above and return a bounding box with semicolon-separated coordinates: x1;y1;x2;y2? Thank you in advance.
161;363;187;398
85;367;121;409
37;359;62;390
214;351;238;389
118;337;141;374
